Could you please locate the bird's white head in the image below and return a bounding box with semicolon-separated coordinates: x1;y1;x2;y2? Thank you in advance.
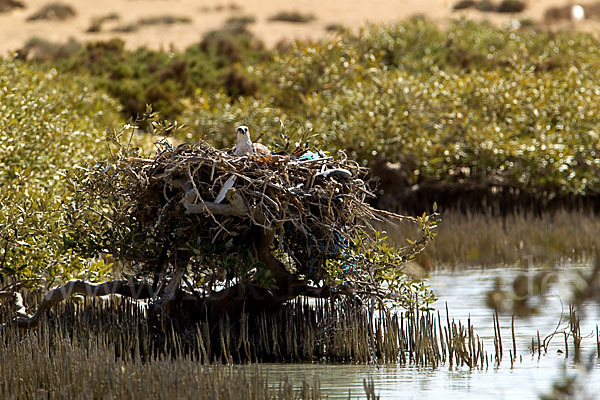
234;125;253;156
236;125;250;140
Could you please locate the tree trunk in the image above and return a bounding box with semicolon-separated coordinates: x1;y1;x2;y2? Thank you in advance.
253;227;296;295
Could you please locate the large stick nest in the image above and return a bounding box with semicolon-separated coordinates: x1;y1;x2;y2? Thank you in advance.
82;137;436;292
101;141;414;276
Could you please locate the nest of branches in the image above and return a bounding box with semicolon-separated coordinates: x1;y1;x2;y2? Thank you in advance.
112;141;426;269
125;142;377;271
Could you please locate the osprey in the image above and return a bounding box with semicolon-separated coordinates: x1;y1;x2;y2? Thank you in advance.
233;126;271;156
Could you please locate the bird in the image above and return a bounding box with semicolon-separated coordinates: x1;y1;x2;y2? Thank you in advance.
233;126;271;157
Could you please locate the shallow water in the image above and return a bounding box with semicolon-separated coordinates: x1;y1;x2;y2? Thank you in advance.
248;264;600;399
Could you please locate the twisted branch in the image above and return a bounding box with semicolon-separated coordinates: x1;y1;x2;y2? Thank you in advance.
1;280;154;329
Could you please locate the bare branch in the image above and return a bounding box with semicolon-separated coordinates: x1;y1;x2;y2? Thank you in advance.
1;280;154;329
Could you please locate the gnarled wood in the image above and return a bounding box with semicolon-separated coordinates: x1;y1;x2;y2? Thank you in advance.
253;228;296;293
2;280;154;329
2;277;338;331
183;281;332;320
0;291;29;319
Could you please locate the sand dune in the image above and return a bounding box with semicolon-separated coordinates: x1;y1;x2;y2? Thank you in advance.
0;0;598;55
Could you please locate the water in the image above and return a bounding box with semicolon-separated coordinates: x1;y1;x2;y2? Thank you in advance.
248;264;600;399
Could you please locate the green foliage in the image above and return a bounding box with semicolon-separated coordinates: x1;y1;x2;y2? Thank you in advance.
44;27;269;120
0;59;123;284
181;18;600;197
353;18;599;73
326;229;437;307
23;18;600;198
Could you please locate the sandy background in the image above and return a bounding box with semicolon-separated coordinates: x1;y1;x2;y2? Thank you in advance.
0;0;598;54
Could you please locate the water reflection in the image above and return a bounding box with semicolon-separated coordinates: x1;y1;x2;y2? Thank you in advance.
245;265;600;399
432;264;600;355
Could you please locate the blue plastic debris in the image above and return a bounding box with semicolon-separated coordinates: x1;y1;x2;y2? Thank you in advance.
298;150;327;161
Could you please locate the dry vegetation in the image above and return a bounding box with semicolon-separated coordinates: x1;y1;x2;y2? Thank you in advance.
0;296;509;368
0;302;329;399
226;15;257;26
269;10;316;23
111;15;192;33
387;210;600;269
26;2;76;21
18;36;82;61
86;12;120;33
0;0;23;13
454;0;526;13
